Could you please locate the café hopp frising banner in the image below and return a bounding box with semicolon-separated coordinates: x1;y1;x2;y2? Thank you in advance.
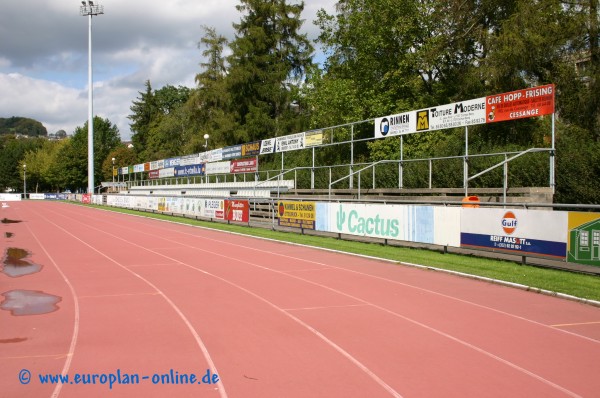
374;84;555;138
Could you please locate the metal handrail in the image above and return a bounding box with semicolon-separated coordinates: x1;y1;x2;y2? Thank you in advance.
328;159;393;200
468;148;550;181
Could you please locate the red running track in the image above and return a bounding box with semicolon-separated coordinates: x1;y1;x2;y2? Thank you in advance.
1;201;600;397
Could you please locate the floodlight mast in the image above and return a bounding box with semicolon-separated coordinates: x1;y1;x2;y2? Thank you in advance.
80;1;104;195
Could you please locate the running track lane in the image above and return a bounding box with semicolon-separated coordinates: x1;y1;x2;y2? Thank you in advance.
1;202;599;397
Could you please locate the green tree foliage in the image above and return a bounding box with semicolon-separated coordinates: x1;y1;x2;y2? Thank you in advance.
189;26;236;149
226;0;314;142
0;136;45;191
21;139;68;192
0;117;48;137
129;80;158;160
129;81;192;160
54;116;121;192
102;145;137;182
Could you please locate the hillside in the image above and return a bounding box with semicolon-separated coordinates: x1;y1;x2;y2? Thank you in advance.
0;117;47;137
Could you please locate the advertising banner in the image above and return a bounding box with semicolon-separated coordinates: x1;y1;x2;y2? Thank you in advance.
230;158;258;174
164;157;181;167
276;133;305;152
134;164;145;173
375;84;554;138
174;164;205;177
242;141;261;157
277;200;316;229
158;167;175;178
81;194;91;204
203;199;225;219
486;84;554;123
198;151;211;163
305;131;324;147
208;149;223;162
148;170;160;179
567;212;600;267
375;111;415;138
44;193;67;200
427;98;487;131
144;163;150;172
314;203;461;246
260;138;276;154
225;200;250;222
181;197;204;217
180;154;202;166
222;145;243;160
317;203;437;243
461;208;567;259
205;161;231;175
150;161;159;170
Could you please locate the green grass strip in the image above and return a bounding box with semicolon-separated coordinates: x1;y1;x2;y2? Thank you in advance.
86;204;600;303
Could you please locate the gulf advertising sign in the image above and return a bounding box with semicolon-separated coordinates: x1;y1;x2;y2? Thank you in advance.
460;208;567;259
277;200;316;229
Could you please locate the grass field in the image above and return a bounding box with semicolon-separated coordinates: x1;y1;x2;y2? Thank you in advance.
87;204;600;303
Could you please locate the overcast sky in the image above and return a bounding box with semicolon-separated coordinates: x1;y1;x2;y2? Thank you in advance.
0;0;335;141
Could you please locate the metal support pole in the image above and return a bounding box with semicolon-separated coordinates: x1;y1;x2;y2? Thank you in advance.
428;159;432;189
372;166;375;189
311;147;315;189
350;125;354;189
503;154;508;206
399;136;404;189
80;1;104;194
550;113;555;193
464;126;469;196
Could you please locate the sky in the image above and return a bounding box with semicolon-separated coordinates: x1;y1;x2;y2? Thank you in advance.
0;0;335;141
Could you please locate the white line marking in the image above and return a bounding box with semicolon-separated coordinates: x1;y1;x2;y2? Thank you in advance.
30;208;228;398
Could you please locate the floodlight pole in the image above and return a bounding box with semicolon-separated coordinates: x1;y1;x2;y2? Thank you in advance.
80;1;104;194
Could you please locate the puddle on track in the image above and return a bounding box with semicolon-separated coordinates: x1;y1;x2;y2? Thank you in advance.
1;290;61;316
1;248;42;277
1;218;21;224
0;337;27;343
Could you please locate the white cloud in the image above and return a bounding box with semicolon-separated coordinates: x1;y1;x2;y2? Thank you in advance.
0;0;337;141
0;73;86;135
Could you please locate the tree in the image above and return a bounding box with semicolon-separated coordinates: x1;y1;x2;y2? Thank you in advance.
58;116;121;191
0;135;44;191
129;80;158;161
226;0;314;142
21;140;68;192
188;26;236;149
102;145;137;182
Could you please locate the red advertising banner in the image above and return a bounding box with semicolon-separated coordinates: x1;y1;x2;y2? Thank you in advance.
225;200;250;222
81;194;91;204
148;170;160;179
230;158;258;174
486;84;554;123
